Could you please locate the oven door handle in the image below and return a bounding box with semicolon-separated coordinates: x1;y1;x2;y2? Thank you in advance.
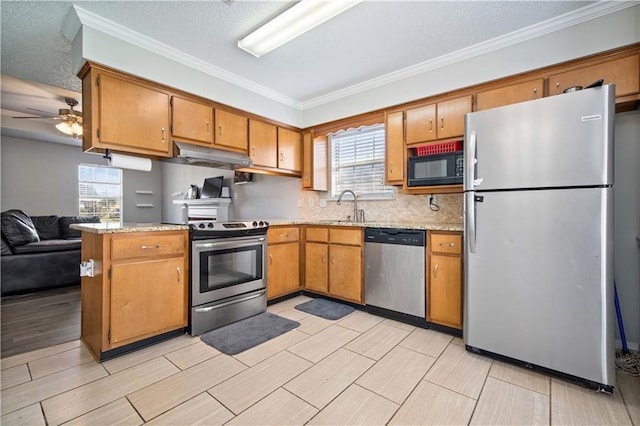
194;289;266;312
194;237;265;250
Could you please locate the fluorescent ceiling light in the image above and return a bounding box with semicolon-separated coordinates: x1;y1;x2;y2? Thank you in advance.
238;0;362;58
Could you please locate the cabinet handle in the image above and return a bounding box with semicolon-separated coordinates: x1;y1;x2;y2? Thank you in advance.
141;244;160;249
389;161;393;173
429;119;433;133
330;251;335;264
219;125;222;137
438;242;455;247
269;253;273;266
177;267;181;283
280;153;284;163
555;82;560;95
206;121;210;134
434;264;439;279
440;117;444;130
321;251;326;263
533;88;538;99
280;233;288;238
251;147;256;157
161;127;165;143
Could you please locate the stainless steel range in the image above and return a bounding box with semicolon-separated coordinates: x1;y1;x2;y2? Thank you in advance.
189;220;269;335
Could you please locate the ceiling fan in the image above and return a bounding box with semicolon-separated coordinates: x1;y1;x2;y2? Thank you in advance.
13;97;83;138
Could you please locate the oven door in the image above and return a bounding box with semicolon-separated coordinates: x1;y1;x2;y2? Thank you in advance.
191;235;266;307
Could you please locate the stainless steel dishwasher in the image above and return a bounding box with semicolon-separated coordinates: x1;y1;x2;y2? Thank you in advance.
364;228;426;317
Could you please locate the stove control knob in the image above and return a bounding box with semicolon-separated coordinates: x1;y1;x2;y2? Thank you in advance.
259;221;265;226
198;223;205;229
207;223;214;228
252;221;258;227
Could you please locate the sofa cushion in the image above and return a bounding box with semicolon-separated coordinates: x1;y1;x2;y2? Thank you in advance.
31;215;61;240
1;210;39;247
12;239;82;254
59;216;100;239
1;236;13;255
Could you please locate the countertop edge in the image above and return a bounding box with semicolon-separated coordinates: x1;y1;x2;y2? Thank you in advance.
266;219;463;232
70;223;190;234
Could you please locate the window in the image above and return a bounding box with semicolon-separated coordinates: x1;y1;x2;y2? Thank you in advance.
329;123;394;200
79;164;122;224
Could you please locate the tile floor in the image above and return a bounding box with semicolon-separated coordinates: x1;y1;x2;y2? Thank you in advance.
1;295;639;425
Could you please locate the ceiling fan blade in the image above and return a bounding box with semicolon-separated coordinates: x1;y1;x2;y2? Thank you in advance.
12;115;60;120
26;107;58;116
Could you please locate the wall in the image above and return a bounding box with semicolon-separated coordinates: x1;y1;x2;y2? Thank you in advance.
613;110;640;349
0;136;163;222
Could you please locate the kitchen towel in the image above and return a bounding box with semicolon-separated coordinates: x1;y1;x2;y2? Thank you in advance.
295;298;355;320
200;312;299;355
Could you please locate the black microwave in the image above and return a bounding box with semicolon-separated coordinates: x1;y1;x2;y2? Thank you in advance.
407;151;464;187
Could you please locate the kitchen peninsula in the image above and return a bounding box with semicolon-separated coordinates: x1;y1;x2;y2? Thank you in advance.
72;223;189;361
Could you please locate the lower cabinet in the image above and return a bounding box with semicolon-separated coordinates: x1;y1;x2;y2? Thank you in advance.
427;231;463;329
266;226;300;300
305;226;363;304
80;230;189;361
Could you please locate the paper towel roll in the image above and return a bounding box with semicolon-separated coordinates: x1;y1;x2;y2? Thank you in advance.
108;153;152;172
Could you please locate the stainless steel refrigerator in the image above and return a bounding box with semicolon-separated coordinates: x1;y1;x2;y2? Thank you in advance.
463;84;616;392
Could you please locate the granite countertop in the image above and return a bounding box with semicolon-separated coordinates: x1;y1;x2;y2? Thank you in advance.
70;222;190;234
266;219;463;232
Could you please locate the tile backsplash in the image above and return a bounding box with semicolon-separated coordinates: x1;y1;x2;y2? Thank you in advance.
298;187;463;225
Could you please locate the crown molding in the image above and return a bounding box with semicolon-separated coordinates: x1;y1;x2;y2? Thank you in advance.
62;2;635;113
300;1;637;109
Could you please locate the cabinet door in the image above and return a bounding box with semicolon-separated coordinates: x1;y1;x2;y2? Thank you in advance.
406;104;436;144
171;96;214;144
476;79;544;111
99;73;171;155
428;254;462;329
437;96;472;139
267;242;300;299
329;244;362;303
215;109;248;151
249;120;277;168
302;132;312;189
549;54;640;97
110;257;187;345
305;242;328;294
385;111;405;185
278;128;302;172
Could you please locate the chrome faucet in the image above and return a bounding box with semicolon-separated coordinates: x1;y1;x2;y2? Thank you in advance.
337;189;363;222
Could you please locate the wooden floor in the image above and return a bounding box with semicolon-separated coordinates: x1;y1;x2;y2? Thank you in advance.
1;294;639;425
1;286;80;358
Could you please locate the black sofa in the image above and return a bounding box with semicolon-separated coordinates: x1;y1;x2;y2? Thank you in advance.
1;210;100;296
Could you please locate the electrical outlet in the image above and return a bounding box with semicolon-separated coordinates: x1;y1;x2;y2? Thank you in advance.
319;199;327;208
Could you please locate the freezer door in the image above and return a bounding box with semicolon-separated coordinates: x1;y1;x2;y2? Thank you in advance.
464;85;614;191
463;187;615;386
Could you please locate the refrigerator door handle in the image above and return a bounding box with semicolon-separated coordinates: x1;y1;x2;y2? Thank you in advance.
466;191;477;253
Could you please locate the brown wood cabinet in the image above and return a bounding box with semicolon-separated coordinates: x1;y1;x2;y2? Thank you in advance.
277;127;302;172
171;96;214;144
249;119;278;168
476;79;544;111
80;229;189;361
80;65;172;157
405;96;472;144
385;110;405;185
302;131;313;189
549;54;639;98
215;108;248;152
266;226;300;300
427;231;463;330
304;226;363;304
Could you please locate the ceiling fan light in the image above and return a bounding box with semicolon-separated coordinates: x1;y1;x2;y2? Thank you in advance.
55;120;83;137
238;0;362;58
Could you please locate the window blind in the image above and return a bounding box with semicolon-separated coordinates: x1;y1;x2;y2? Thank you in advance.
79;164;123;224
330;124;393;199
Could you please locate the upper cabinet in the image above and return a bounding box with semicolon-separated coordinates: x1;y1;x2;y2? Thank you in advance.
405;96;472;144
548;54;639;99
249;119;278;168
246;120;302;177
80;65;172;157
171;96;214;144
302;131;313;189
385;110;405;185
214;108;248;152
277;127;302;173
476;79;544;111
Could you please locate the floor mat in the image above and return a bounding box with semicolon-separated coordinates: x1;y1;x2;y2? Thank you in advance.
294;298;355;320
200;312;299;355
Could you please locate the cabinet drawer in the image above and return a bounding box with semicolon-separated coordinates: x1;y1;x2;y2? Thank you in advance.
306;227;329;242
267;227;299;243
111;234;185;260
430;233;462;255
330;228;362;246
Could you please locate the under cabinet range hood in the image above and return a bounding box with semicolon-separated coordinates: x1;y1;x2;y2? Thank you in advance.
169;141;253;169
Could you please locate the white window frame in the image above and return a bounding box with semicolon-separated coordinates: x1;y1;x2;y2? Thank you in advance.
78;164;123;225
328;123;394;200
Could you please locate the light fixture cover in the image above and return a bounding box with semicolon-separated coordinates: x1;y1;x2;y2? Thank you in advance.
238;0;362;58
55;120;83;137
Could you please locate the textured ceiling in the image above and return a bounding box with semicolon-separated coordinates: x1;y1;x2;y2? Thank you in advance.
0;0;600;142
